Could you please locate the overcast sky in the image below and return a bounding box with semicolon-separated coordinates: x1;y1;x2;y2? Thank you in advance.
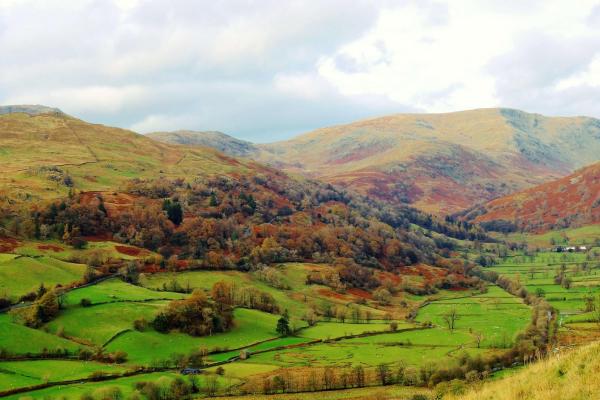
1;0;600;142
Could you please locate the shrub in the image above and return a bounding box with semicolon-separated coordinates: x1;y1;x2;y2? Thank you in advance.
133;318;148;332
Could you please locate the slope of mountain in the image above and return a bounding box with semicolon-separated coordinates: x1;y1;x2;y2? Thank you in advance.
0;109;268;208
463;161;600;233
247;108;600;214
0;104;63;116
147;130;258;158
0;105;487;273
446;341;600;400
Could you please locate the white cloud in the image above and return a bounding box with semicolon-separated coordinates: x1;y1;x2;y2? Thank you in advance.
0;0;599;140
317;0;600;115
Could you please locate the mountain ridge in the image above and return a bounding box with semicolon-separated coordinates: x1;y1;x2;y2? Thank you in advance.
149;108;600;215
7;105;600;215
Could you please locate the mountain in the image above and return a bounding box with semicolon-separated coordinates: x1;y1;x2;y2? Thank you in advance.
0;107;269;207
147;130;258;158
248;108;600;214
0;104;63;116
462;161;600;233
0;105;484;273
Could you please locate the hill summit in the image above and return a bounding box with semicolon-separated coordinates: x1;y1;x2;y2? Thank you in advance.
0;104;64;116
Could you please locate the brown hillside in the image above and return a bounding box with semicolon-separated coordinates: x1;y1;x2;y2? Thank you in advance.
467;161;600;233
248;108;600;214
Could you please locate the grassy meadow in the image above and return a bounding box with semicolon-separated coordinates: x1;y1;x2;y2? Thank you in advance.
0;238;566;399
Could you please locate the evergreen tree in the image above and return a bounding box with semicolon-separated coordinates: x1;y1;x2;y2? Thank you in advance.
276;309;291;337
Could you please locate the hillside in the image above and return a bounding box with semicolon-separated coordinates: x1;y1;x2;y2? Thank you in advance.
0;104;63;116
147;130;258;158
464;161;600;233
0;105;487;275
247;108;600;214
0;110;269;208
445;341;600;400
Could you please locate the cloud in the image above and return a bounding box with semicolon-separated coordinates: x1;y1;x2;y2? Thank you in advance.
488;31;600;116
1;0;599;141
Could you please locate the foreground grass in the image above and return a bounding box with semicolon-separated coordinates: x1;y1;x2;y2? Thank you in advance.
214;385;432;400
446;341;600;400
1;371;237;400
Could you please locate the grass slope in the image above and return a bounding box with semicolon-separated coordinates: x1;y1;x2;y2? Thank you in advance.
0;314;83;355
0;255;85;300
471;161;600;233
446;341;600;400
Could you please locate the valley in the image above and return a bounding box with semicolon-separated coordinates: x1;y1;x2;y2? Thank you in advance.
0;107;599;400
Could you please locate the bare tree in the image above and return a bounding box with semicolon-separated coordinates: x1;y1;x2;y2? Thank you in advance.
442;307;460;332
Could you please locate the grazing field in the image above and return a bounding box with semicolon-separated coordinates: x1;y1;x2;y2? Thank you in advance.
140;269;310;319
498;224;600;248
0;249;540;399
299;321;404;340
489;251;600;321
486;249;600;350
0;360;129;391
63;278;185;306
1;371;237;400
246;327;491;369
105;308;284;365
416;286;531;347
0;314;83;355
45;301;168;345
0;255;85;300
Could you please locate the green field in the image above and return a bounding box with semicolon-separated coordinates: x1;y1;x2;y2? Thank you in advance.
0;360;129;391
0;314;84;355
246;327;491;369
63;278;185;306
45;301;168;346
0;254;543;398
105;308;284;365
299;321;406;340
0;255;85;300
416;286;530;347
141;270;310;319
498;224;600;248
489;251;600;321
2;371;237;400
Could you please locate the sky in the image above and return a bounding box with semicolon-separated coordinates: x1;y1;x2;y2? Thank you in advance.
1;0;600;142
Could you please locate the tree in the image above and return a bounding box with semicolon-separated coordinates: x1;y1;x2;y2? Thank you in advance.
442;307;460;332
276;310;291;337
377;363;390;385
163;199;183;226
204;374;219;397
353;365;365;388
473;331;484;348
594;295;600;330
373;287;392;305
